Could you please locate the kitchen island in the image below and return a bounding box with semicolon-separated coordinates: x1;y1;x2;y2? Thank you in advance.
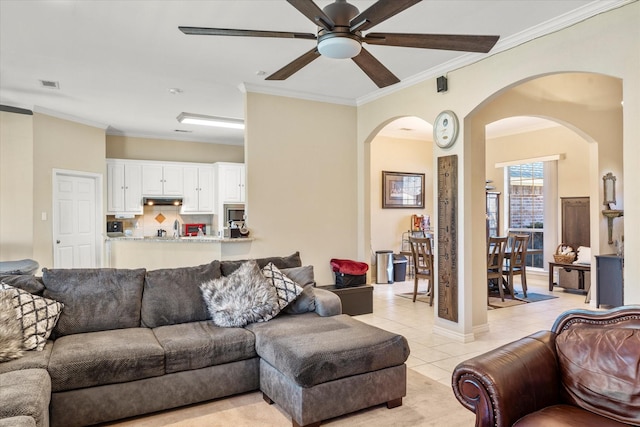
105;236;254;269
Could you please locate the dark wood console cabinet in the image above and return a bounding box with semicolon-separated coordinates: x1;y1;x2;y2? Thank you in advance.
595;254;624;308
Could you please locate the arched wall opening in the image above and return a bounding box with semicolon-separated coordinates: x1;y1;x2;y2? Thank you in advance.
468;71;623;321
366;117;433;279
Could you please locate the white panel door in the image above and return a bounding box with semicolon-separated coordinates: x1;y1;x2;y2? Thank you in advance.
54;174;97;268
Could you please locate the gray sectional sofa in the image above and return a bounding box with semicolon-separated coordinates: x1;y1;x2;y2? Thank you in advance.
0;253;410;427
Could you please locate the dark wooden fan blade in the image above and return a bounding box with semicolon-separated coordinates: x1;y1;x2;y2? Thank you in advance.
287;0;335;31
179;27;316;40
266;47;321;80
351;48;400;88
364;33;500;53
350;0;421;32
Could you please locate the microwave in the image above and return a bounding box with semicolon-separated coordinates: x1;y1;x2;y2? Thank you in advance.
224;204;245;225
184;223;206;236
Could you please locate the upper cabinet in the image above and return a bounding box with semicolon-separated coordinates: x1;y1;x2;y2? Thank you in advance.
215;162;246;204
182;165;214;214
141;164;183;196
107;160;143;214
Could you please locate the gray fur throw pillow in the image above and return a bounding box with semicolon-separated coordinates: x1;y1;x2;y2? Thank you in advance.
0;289;25;362
200;260;279;327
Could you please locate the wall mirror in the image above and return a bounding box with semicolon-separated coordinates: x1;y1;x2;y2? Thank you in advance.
603;172;616;208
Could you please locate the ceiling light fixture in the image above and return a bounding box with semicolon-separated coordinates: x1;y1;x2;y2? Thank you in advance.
317;35;361;59
177;112;244;130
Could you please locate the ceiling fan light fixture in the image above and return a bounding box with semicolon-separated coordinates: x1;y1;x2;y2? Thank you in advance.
177;112;244;130
318;36;361;59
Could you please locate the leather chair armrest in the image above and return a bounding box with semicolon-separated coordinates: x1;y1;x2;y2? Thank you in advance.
452;330;562;427
313;288;342;317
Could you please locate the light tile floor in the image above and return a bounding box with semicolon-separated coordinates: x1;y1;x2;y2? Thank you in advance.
353;273;593;387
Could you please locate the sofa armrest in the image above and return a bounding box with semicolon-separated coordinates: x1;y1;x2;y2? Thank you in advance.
452;330;562;427
313;288;342;317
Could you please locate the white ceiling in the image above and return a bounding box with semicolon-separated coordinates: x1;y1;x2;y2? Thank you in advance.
0;1;627;146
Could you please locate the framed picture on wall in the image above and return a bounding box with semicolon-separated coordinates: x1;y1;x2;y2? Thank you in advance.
382;171;425;208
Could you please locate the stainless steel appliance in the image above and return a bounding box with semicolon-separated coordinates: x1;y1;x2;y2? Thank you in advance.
224;204;245;224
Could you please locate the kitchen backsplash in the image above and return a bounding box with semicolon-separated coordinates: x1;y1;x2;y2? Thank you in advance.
107;206;213;237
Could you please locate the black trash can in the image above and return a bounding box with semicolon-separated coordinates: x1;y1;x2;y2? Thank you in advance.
393;254;408;282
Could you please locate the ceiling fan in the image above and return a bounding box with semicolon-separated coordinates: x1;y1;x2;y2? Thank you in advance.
179;0;500;88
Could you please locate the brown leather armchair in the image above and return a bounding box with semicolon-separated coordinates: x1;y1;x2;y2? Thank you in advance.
452;306;640;427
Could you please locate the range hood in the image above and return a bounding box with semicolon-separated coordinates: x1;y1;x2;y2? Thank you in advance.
143;197;183;206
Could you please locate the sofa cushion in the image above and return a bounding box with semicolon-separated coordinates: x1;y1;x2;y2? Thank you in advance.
556;327;640;425
141;261;221;328
0;274;44;294
48;328;165;392
42;268;146;336
0;341;53;375
281;265;316;314
0;368;51;427
0;417;36;427
246;314;410;387
152;321;257;374
0;288;24;361
1;283;63;351
220;251;302;276
200;260;279;328
513;404;630;427
262;263;303;311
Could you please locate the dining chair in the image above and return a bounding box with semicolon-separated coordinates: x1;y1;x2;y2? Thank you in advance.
503;234;530;298
487;236;509;302
408;236;434;305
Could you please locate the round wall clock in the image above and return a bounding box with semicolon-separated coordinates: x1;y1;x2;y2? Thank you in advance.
433;110;459;148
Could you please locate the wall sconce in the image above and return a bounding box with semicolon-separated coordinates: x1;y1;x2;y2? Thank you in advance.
601;172;623;244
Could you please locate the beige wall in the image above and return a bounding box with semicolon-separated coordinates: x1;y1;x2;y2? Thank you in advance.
106;135;244;163
245;92;357;284
370;135;433;256
357;2;639;338
32;113;106;269
0;111;34;260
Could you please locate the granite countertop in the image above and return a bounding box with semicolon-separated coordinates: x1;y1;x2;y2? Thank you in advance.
105;236;253;243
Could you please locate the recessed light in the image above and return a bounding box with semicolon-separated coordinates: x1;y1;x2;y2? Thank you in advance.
168;88;183;95
256;70;266;76
174;129;193;133
400;127;413;132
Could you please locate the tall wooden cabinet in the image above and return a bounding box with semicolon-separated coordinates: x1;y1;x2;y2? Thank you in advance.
561;197;590;249
558;197;590;290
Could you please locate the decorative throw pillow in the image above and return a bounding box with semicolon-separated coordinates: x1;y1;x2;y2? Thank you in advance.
200;260;279;328
556;327;640;425
282;265;316;314
0;289;24;362
574;246;591;265
0;282;64;351
261;263;303;311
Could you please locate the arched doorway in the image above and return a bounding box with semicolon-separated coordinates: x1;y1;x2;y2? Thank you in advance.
368;116;432;280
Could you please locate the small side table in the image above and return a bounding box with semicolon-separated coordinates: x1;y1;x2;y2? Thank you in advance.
317;284;373;316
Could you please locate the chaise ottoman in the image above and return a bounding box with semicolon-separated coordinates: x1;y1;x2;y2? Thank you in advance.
246;313;410;427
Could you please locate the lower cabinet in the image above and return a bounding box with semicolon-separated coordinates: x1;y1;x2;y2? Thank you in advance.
595;254;624;308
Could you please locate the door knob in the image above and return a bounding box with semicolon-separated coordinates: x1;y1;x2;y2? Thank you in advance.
56;240;60;244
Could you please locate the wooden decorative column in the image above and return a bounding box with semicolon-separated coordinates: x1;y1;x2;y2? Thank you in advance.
437;155;458;322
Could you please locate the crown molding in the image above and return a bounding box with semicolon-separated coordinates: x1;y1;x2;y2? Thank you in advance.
356;0;633;107
240;83;357;106
33;106;109;130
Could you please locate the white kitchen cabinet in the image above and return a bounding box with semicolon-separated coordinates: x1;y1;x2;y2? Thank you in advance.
182;165;214;213
107;161;143;214
215;162;245;203
142;164;183;196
